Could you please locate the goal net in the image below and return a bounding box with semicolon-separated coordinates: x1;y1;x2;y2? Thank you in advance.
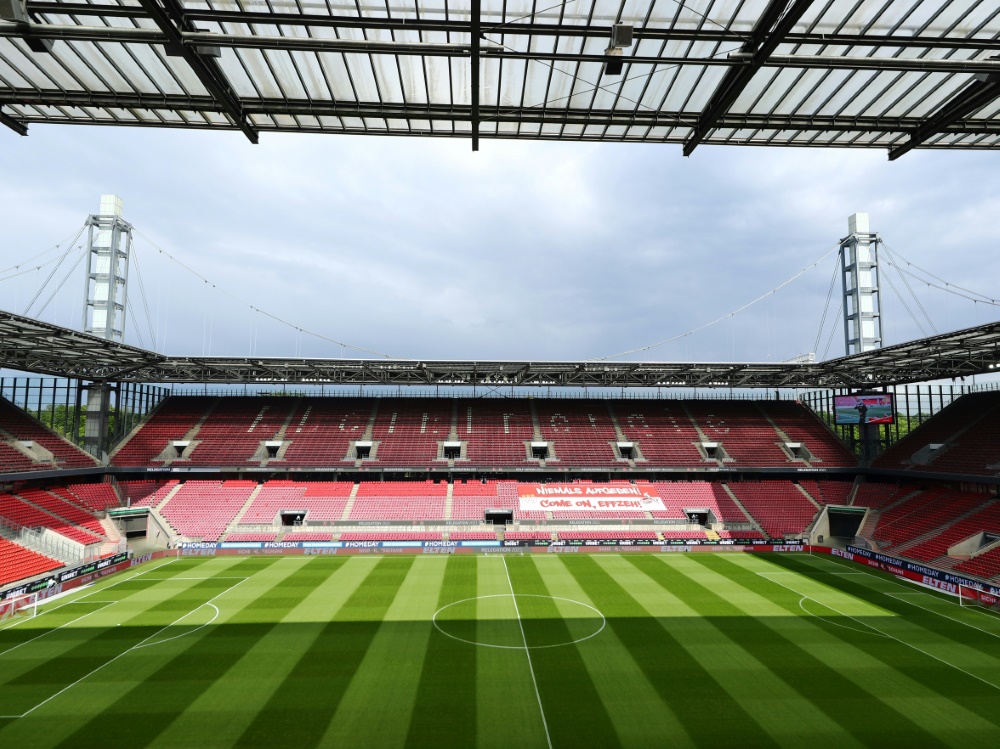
0;592;39;624
959;586;1000;614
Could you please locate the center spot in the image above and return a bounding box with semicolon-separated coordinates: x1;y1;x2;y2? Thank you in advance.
433;594;606;649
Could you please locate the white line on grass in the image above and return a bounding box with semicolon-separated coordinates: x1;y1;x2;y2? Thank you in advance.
9;574;247;719
885;593;1000;638
759;572;1000;692
0;603;116;657
501;556;553;749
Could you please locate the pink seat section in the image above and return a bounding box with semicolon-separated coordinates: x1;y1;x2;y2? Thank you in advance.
157;480;257;541
349;481;447;521
652;482;750;522
238;481;351;524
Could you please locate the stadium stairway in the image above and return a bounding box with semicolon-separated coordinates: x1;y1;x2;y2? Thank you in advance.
444;483;454;520
155;483;184;512
224;484;265;535
856;510;881;549
338;484;361;521
755;407;802;462
795;484;823;509
720;485;767;537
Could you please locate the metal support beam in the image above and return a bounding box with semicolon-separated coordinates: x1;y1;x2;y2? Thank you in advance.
133;0;258;144
683;0;814;156
0;104;27;135
471;0;480;151
888;74;1000;160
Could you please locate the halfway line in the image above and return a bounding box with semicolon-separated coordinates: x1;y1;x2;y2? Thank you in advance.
501;555;553;749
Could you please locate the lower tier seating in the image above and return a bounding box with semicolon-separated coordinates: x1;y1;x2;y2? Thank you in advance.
0;537;63;586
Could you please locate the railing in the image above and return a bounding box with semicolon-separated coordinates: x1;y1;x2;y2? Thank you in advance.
0;515;83;564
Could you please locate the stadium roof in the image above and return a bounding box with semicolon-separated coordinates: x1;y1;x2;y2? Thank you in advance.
1;0;1000;154
3;309;999;387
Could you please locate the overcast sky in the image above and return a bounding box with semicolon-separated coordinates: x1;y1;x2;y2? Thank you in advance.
1;124;999;365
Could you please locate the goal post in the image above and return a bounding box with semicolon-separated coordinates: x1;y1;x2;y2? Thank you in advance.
958;585;1000;614
0;591;39;624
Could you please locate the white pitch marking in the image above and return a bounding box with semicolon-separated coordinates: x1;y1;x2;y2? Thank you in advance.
886;593;1000;639
501;555;553;749
0;603;116;657
759;571;1000;692
8;574;247;719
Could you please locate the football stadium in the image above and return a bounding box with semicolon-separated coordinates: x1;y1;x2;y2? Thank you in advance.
3;0;1000;746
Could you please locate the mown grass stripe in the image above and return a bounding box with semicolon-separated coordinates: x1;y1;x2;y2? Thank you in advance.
32;559;338;749
531;556;696;748
504;555;620;749
631;553;945;748
145;557;363;748
562;554;779;749
406;556;478;748
699;553;1000;745
233;556;416;748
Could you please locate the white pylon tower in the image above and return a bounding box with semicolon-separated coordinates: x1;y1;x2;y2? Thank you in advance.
82;194;132;342
840;213;883;356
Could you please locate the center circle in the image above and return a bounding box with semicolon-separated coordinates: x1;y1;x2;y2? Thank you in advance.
432;594;606;649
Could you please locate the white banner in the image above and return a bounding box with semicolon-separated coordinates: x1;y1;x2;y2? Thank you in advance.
518;483;665;513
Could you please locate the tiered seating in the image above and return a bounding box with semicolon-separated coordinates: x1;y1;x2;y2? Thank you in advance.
729;481;819;538
761;401;857;466
652;482;749;522
348;481;447;521
370;399;451;467
17;489;106;538
687;401;790;466
63;483;120;512
900;498;1000;562
451;481;517;520
450;531;497;540
187;398;291;465
799;480;853;506
112;397;211;465
874;392;1000;475
157;480;257;541
238;481;351;524
339;531;443;541
615;402;704;466
224;532;277;542
0;493;100;545
536;399;620;465
504;531;552;540
0;396;97;472
500;481;544;520
853;483;917;509
281;399;373;465
557;530;659;540
460;399;536;467
282;531;334;542
954;546;1000;580
870;488;983;549
0;538;63;586
124;480;176;508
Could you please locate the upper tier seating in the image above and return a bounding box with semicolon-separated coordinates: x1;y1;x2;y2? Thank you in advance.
0;396;98;473
0;537;63;586
874;392;1000;476
369;398;451;468
728;481;819;538
111;395;854;471
536;399;621;466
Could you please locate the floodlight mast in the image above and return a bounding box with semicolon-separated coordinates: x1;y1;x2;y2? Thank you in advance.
840;213;883;357
81;194;132;459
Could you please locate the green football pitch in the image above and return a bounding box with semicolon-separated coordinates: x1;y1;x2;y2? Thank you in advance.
2;552;1000;748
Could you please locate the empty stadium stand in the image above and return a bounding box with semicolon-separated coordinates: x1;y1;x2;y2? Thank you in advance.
0;396;98;473
0;492;102;546
728;481;820;538
0;537;63;586
156;480;257;541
